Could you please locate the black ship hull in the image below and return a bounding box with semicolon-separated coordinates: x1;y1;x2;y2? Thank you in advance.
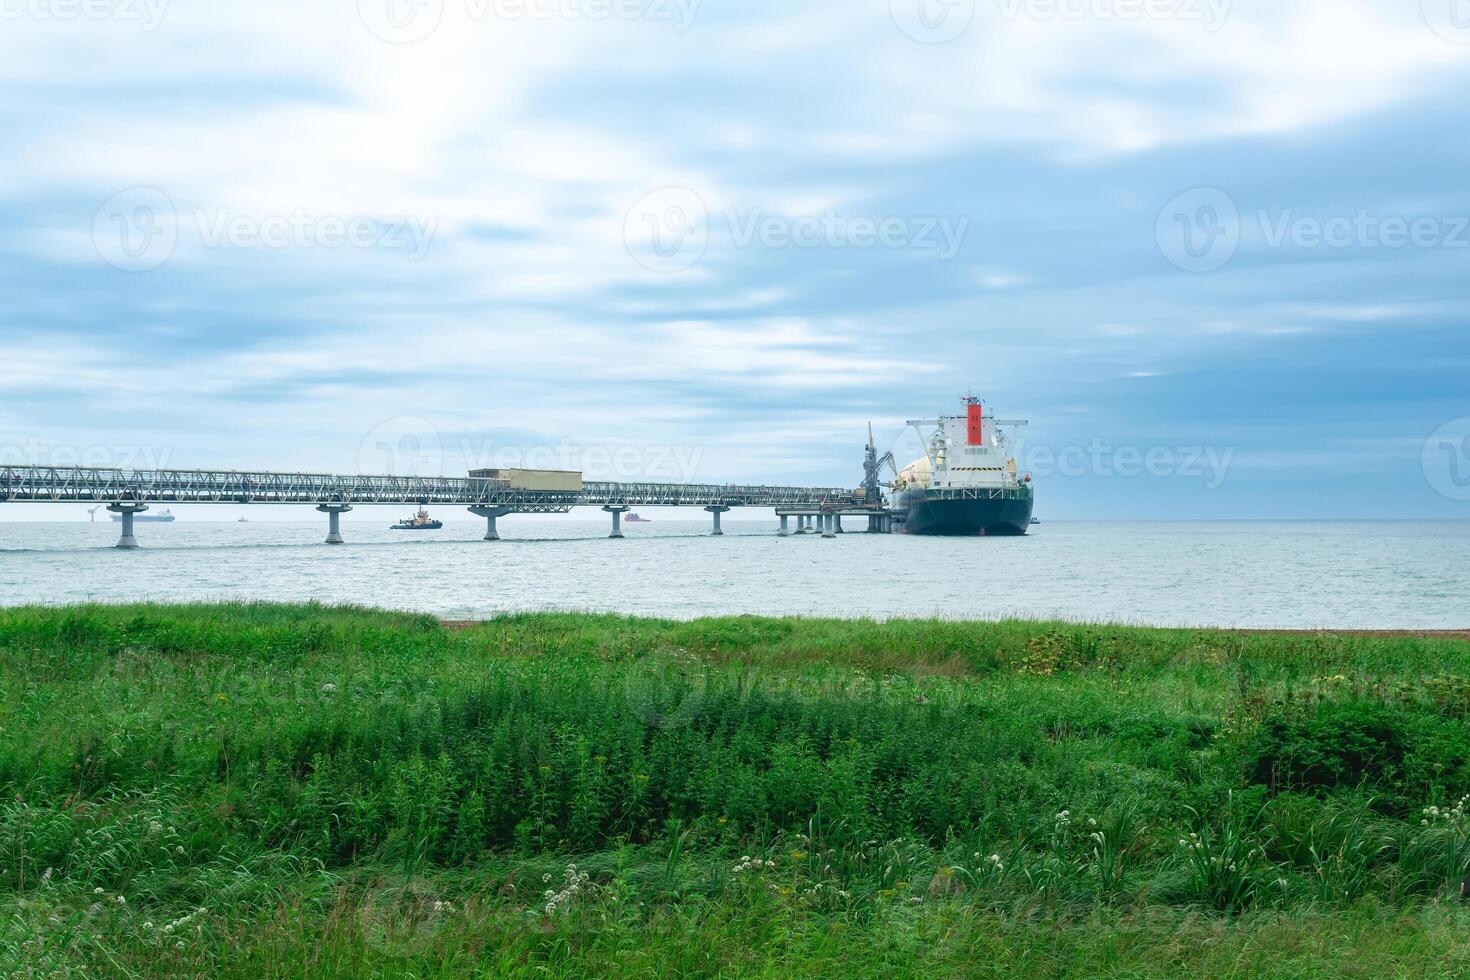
891;488;1033;536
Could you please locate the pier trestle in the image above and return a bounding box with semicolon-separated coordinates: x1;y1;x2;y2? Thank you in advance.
469;505;513;541
316;503;353;545
107;502;148;549
704;505;730;536
602;505;629;538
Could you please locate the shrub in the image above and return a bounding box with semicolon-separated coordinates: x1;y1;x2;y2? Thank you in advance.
1242;702;1408;795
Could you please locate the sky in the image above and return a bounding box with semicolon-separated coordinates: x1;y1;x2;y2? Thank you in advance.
2;0;1470;520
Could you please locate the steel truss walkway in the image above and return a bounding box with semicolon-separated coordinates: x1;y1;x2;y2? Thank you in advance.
1;465;883;546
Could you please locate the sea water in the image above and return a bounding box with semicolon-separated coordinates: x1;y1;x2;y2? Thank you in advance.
1;518;1466;629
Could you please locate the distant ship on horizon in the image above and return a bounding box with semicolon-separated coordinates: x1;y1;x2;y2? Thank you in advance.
109;508;176;523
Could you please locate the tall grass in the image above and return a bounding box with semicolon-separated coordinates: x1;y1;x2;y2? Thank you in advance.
3;603;1470;976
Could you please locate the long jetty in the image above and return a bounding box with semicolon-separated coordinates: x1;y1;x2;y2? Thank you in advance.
1;465;889;547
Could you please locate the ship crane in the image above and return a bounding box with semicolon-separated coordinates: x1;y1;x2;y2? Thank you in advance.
862;423;898;505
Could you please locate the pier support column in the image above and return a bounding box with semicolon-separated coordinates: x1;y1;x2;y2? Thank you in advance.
107;502;148;549
469;506;512;541
705;505;729;536
603;506;629;538
316;503;352;545
821;512;836;538
795;515;809;534
833;515;843;534
778;514;790;536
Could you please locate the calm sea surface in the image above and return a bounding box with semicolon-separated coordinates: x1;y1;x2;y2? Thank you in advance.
1;519;1466;629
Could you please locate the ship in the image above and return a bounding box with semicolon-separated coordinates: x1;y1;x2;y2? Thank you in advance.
110;508;176;523
391;508;442;530
878;396;1033;536
624;512;651;523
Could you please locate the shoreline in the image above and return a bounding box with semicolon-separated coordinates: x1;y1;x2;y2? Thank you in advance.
440;618;1470;640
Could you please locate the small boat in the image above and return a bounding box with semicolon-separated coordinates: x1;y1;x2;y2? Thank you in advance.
392;508;442;530
237;517;249;523
625;512;651;523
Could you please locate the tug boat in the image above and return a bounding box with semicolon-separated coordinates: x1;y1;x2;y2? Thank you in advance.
886;396;1034;536
391;508;443;530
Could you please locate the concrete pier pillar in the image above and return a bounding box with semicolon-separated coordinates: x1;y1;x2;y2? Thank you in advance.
833;515;843;534
778;514;790;536
469;506;512;540
316;503;353;545
795;514;809;534
705;505;729;536
107;502;148;549
603;505;629;538
821;512;835;538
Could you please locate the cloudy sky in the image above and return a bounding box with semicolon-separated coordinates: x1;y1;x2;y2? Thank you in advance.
2;0;1469;519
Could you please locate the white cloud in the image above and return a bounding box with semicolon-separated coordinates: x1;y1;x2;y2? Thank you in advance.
846;0;1470;159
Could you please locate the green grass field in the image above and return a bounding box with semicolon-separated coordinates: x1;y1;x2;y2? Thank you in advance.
4;603;1470;977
